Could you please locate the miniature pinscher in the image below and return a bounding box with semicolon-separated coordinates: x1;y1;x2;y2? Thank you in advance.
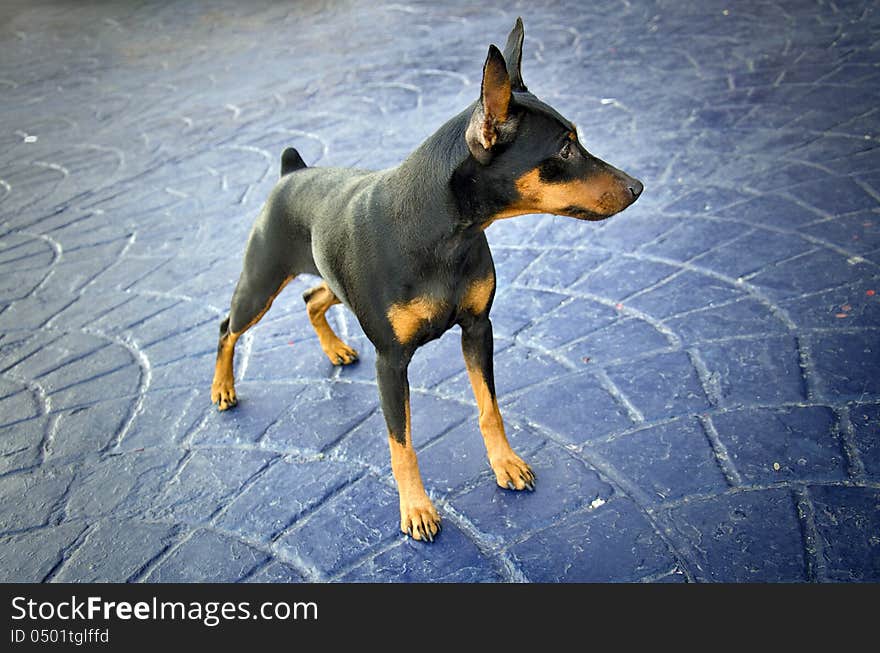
211;18;642;542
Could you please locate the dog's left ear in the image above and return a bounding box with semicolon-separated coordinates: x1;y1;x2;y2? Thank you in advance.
503;17;527;92
466;44;515;164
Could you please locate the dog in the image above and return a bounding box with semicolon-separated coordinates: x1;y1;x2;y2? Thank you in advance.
211;18;642;542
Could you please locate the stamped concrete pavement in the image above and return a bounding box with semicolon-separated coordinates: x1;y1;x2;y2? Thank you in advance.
0;0;878;582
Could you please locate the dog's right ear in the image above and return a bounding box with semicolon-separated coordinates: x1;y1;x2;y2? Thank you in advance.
502;17;527;92
466;45;515;164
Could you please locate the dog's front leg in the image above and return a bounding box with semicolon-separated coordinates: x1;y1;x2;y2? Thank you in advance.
461;317;535;491
377;352;441;542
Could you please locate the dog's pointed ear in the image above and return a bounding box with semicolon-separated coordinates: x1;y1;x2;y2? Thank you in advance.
466;44;514;164
503;16;527;92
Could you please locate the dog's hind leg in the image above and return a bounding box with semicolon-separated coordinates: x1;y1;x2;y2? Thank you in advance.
212;223;297;410
302;282;359;365
212;272;293;411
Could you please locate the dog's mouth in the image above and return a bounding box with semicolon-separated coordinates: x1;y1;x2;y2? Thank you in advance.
561;206;616;221
561;178;642;221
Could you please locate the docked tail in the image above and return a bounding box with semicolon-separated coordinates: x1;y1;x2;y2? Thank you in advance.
280;147;307;176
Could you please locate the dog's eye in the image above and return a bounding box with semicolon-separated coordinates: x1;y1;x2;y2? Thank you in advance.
559;142;572;159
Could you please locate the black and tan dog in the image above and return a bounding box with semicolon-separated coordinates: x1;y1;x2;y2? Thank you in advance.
211;19;642;542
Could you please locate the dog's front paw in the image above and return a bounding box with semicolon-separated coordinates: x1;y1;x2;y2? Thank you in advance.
490;452;535;491
400;499;441;543
211;380;238;411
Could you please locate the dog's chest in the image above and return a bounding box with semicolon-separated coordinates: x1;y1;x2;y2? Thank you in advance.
385;273;495;347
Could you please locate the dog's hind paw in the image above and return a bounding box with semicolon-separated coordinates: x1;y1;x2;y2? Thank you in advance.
322;340;359;366
211;382;238;411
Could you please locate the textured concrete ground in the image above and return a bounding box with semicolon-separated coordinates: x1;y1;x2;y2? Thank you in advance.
0;0;878;583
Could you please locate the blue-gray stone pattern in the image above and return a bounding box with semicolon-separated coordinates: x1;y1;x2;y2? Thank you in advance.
0;0;878;583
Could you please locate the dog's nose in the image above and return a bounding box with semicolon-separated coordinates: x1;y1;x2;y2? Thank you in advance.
628;178;643;199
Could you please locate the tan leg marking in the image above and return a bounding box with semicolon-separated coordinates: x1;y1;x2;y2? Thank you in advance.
211;275;293;411
305;282;358;365
211;331;240;410
389;401;441;542
465;358;535;491
460;272;495;316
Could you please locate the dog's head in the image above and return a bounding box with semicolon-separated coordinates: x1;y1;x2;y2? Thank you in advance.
465;18;642;223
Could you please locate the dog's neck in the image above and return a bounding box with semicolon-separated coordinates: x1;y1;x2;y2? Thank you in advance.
390;104;509;235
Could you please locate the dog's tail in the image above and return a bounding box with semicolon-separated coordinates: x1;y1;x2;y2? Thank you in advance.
280;147;307;176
